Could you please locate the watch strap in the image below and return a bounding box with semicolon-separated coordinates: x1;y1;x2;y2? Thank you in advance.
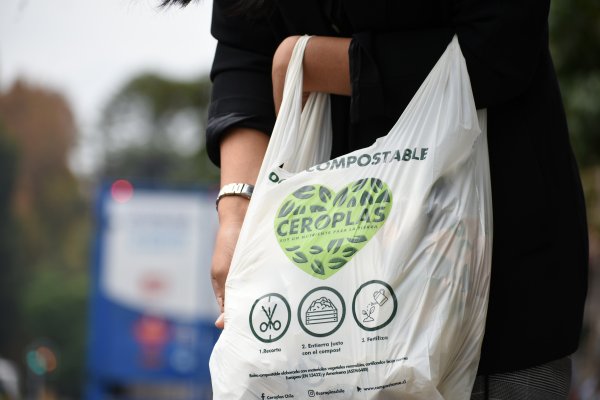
216;183;254;210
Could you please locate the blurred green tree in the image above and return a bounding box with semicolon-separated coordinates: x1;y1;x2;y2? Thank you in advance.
550;0;600;167
550;1;600;396
21;267;88;396
0;81;90;398
0;123;22;363
99;73;219;185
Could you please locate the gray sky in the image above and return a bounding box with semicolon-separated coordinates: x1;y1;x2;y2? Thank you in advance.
0;0;216;174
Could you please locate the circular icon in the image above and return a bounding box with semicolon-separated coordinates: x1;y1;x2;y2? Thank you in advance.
249;293;291;343
298;287;345;337
352;280;397;331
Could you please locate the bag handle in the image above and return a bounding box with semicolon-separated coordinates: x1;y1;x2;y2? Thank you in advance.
256;36;332;181
257;36;481;183
378;36;482;175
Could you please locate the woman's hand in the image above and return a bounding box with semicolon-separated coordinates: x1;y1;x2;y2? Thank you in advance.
272;35;352;114
211;128;269;328
211;196;250;329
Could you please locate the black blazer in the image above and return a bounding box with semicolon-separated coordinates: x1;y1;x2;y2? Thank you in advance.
207;0;588;375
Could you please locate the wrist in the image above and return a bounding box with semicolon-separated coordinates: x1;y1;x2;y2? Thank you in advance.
217;195;251;224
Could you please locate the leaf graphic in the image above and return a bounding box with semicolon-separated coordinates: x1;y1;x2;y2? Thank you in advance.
311;260;325;275
342;247;358;257
319;187;332;202
329;258;347;269
370;178;384;192
293;251;308;263
293;205;306;215
293;185;315;199
347;235;367;244
332;188;348;207
360;191;374;206
375;190;392;204
278;200;295;218
347;197;357;207
327;239;344;254
352;179;367;192
310;246;323;254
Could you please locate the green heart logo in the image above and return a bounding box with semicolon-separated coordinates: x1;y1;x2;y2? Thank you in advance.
274;178;393;279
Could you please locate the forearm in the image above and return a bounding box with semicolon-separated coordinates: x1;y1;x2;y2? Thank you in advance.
218;36;350;215
218;127;269;221
272;35;352;114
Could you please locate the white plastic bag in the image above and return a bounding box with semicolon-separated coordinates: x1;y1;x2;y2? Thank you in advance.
210;35;492;400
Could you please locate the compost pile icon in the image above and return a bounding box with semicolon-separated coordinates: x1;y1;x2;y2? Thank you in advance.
306;297;338;325
298;287;346;337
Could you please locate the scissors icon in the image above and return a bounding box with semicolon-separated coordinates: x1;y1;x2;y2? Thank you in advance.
260;304;281;332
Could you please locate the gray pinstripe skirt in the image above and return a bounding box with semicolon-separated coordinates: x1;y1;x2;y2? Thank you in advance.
470;357;572;400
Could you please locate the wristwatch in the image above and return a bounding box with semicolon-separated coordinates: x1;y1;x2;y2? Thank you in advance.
215;183;254;210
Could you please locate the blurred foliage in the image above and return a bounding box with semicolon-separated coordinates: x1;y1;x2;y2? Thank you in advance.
581;169;600;231
550;2;600;396
21;267;88;396
98;73;219;185
0;81;90;399
549;0;600;167
0;124;22;363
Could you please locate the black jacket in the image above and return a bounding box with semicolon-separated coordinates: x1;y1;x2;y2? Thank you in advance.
206;0;588;375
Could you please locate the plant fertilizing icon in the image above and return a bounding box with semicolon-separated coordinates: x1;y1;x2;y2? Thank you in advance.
362;289;389;323
352;281;397;331
260;304;282;332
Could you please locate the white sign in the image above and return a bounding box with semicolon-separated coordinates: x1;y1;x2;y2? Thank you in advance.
100;188;219;321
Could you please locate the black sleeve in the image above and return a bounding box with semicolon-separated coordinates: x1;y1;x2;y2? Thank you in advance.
349;0;551;122
206;0;279;166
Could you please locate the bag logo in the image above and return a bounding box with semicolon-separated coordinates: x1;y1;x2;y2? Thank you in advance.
274;178;393;279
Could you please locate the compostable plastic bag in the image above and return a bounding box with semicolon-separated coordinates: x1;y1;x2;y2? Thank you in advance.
210;35;492;400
